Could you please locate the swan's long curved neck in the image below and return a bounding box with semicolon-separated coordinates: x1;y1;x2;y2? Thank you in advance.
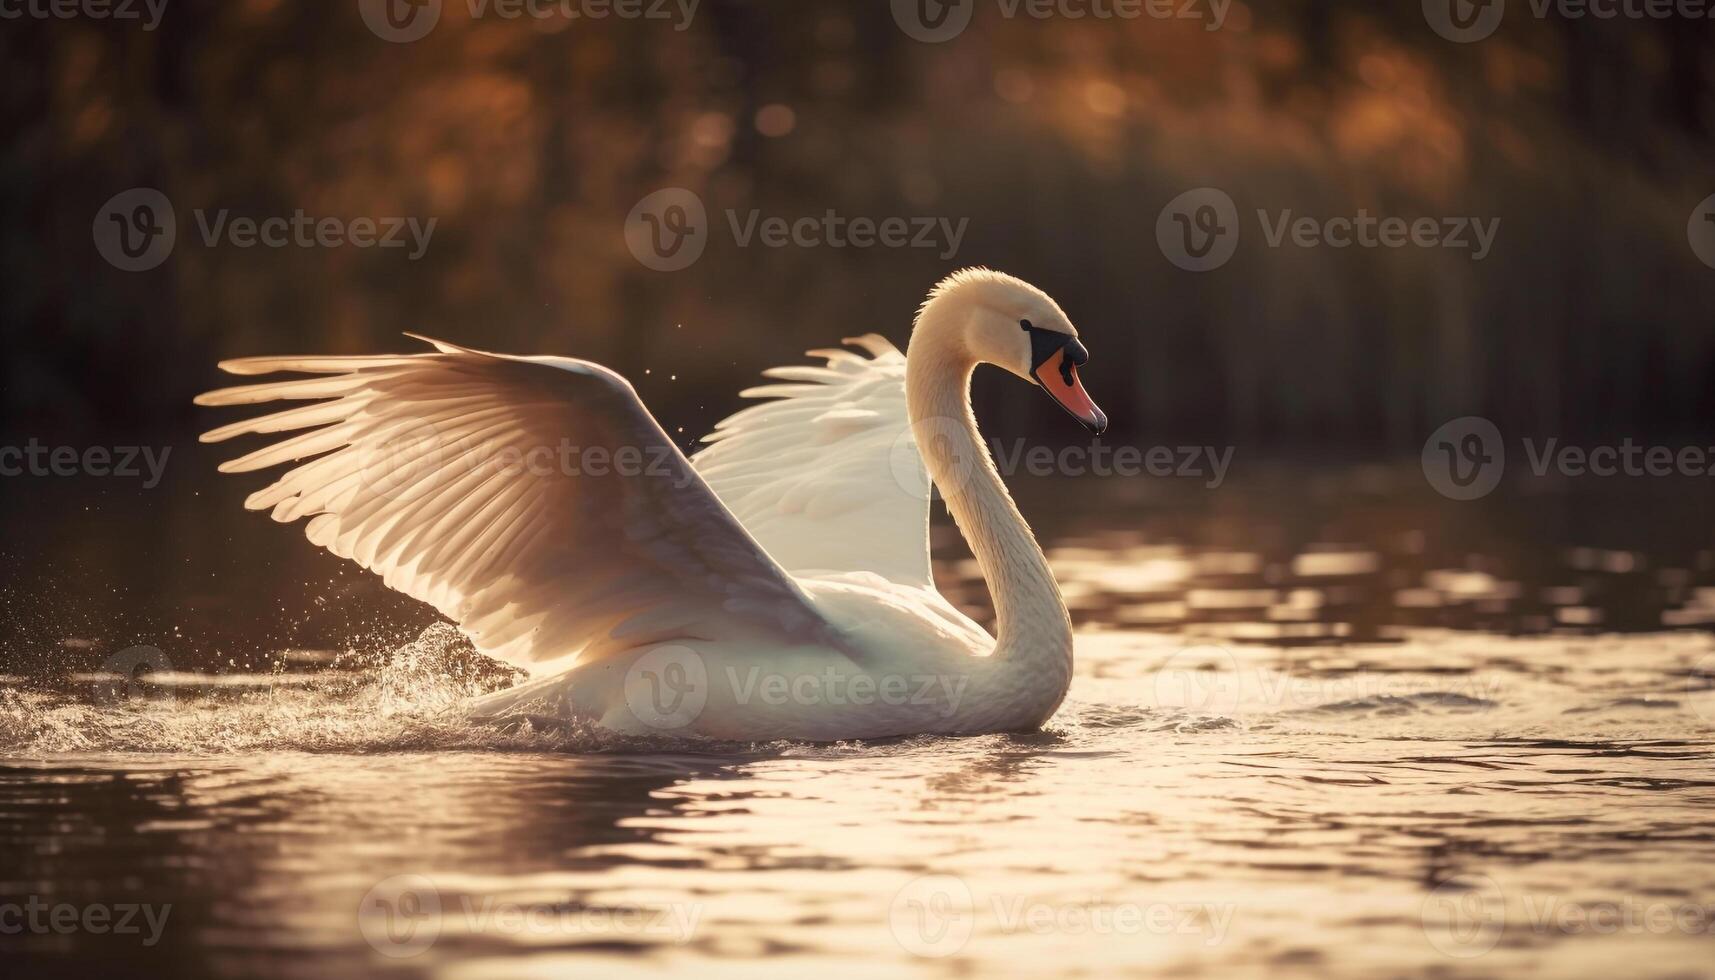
906;298;1073;695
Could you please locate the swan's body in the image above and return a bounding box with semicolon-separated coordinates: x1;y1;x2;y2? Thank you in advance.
197;269;1106;741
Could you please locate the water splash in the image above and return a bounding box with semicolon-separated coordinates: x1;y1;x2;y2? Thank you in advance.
0;624;613;755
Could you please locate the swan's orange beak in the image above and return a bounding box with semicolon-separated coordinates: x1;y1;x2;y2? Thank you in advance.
1034;347;1108;435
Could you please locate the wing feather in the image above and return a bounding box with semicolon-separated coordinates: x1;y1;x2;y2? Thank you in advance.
199;339;840;674
692;335;932;588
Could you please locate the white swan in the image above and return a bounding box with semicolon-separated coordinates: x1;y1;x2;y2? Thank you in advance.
196;268;1107;741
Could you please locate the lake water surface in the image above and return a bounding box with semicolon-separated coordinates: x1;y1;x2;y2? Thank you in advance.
5;479;1715;978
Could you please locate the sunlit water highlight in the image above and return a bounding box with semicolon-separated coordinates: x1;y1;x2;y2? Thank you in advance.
6;606;1715;979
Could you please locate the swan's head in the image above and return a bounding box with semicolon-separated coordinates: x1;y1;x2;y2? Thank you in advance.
922;268;1108;434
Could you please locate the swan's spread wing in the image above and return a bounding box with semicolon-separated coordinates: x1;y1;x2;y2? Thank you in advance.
197;338;837;675
692;335;932;588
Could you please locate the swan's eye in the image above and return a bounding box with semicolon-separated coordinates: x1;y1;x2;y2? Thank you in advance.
1021;319;1075;373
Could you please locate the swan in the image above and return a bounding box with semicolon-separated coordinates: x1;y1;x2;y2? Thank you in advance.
195;268;1107;741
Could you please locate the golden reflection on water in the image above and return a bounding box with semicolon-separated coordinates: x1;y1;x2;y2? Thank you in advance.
5;617;1715;978
5;510;1715;980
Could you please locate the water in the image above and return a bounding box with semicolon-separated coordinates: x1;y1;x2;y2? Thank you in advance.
6;476;1715;978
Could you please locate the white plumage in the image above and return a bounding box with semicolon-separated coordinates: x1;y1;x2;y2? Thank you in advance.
693;333;932;588
198;269;1106;740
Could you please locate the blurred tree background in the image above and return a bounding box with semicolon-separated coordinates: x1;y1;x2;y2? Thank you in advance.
3;0;1714;451
6;0;1715;668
